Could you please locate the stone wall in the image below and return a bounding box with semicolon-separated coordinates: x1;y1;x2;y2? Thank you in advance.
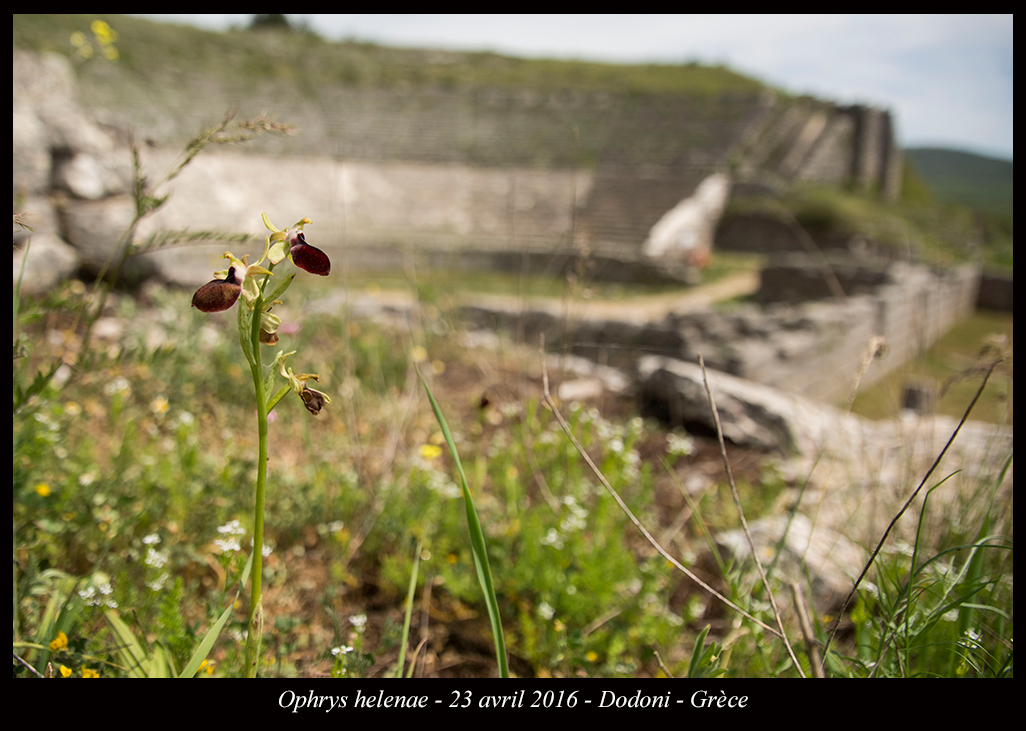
758;257;980;398
976;271;1013;312
15;48;907;298
15;48;905;285
463;258;982;404
13;51;157;292
730;101;903;202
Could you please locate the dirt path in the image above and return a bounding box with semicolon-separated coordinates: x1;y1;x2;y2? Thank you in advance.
460;270;760;323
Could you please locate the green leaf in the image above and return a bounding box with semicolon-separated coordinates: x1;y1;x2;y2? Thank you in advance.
180;552;253;678
13;360;62;414
106;611;156;677
417;368;508;678
263;272;296;304
237;300;255;366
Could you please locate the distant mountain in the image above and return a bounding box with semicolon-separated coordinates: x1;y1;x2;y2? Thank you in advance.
904;148;1012;219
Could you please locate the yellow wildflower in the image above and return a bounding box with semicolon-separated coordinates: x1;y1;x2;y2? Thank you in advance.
49;631;68;652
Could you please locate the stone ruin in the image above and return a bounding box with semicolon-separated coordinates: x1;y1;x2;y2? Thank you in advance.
13;48;1010;615
14;45;908;295
459;256;1003;613
462;255;981;403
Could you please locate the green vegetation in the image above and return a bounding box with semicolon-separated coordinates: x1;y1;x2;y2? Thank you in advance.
721;165;1011;269
12;14;771;169
13;269;1013;677
313;250;761;304
12;16;1012;679
905;148;1013;219
12;14;768;96
902;149;1013;271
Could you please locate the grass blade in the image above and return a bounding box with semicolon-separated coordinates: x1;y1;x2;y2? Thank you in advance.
417;367;509;678
180;552;253;678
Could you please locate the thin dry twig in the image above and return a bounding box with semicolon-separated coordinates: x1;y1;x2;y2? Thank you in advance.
539;352;785;640
653;649;675;679
791;581;825;678
697;355;806;677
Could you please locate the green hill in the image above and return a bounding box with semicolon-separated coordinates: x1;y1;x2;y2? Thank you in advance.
12;13;769;97
12;13;779;171
904;148;1013;219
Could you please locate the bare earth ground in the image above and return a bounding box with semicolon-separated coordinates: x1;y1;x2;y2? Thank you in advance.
445;270;760;324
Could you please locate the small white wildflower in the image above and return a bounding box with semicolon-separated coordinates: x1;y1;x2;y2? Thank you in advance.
104;376;131;397
214;537;241;553
426;469;461;498
217;520;246;536
559;503;588;533
80;582;117;608
150;395;169;415
666;432;695;457
144;546;170;569
540;528;565;550
538;602;555;620
146;573;169;592
961;629;982;650
250;540;273;557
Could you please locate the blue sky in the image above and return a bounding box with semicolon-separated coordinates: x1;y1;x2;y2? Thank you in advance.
138;14;1013;161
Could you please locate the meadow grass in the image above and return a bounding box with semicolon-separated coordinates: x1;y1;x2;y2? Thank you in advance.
10;34;1011;672
13;259;1012;676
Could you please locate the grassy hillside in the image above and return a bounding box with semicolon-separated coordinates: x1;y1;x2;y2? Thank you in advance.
905;148;1013;219
13;14;775;170
12;14;769;97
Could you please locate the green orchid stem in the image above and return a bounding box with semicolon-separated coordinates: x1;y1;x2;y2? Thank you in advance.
242;269;273;678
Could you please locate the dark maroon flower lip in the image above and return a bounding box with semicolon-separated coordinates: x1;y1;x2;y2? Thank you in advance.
289;232;330;276
299;386;326;415
192;267;243;312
